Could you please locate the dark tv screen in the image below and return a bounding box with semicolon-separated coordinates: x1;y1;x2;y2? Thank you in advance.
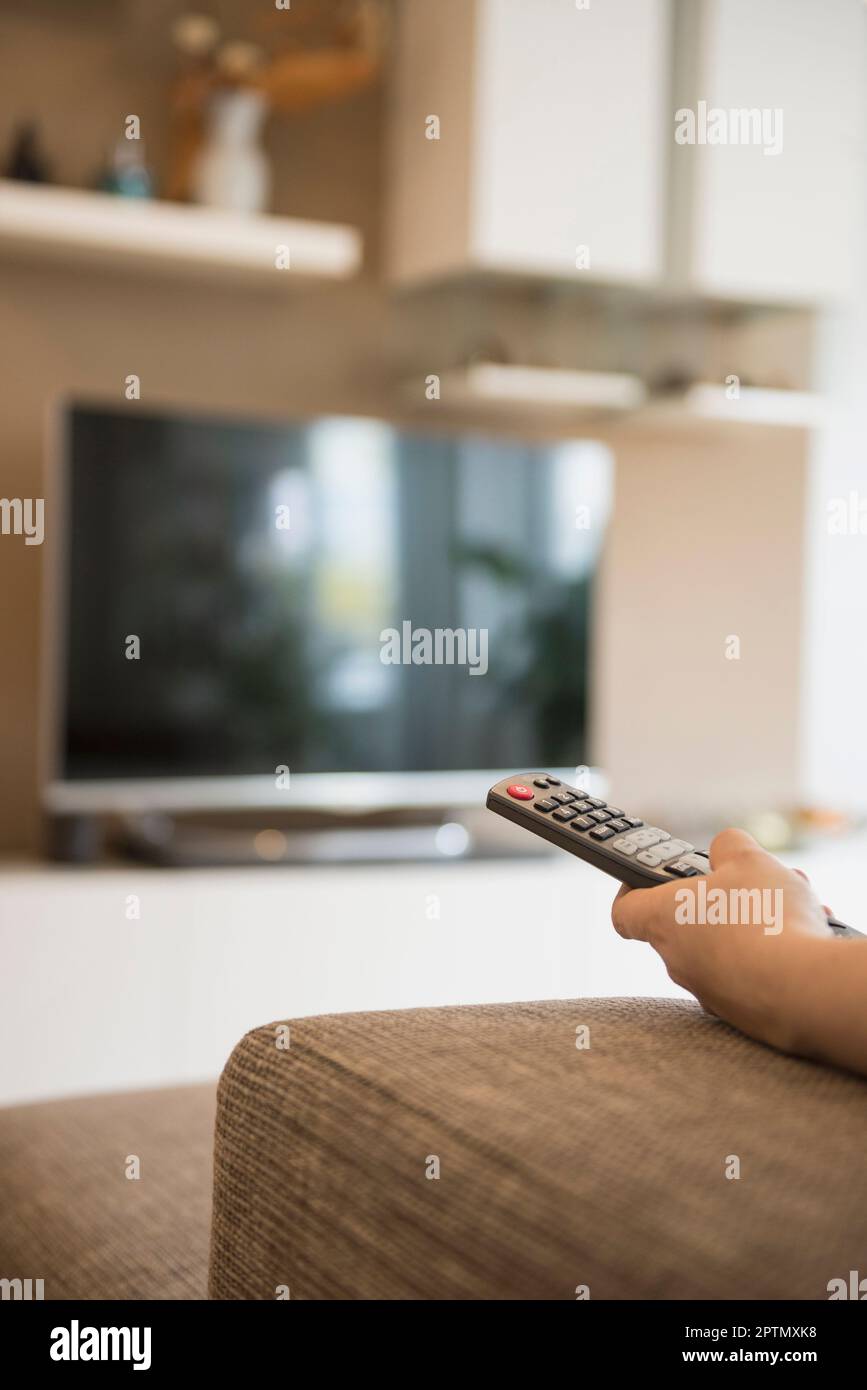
60;405;610;780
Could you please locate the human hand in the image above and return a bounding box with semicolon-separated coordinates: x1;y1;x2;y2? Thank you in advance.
611;829;834;1053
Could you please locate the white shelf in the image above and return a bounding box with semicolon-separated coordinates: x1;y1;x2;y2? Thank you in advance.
682;384;827;428
631;384;828;432
408;363;647;416
0;180;362;285
404;366;824;434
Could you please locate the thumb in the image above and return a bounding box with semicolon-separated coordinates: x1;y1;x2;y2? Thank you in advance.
708;827;763;871
611;882;666;942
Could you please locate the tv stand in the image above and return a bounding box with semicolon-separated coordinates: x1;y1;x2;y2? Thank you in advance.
44;805;557;867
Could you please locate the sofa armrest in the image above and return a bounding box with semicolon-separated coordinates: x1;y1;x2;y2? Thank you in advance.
209;997;867;1300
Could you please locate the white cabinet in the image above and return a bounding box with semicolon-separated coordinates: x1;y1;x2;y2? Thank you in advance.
387;0;867;306
669;0;867;302
386;0;671;286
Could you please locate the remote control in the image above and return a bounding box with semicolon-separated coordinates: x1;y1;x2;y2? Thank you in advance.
486;774;862;938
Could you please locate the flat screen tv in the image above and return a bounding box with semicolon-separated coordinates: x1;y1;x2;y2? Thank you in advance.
44;403;611;817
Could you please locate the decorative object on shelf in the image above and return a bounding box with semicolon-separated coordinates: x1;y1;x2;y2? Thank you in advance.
167;1;389;211
3;122;52;183
255;0;388;114
191;88;269;215
97;138;154;199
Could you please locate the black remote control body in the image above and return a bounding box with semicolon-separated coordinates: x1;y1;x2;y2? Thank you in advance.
486;773;862;938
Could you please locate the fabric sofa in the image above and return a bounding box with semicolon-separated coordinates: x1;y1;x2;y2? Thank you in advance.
3;998;867;1300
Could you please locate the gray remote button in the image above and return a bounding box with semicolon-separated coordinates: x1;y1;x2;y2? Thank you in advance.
636;849;667;868
651;839;693;863
611;834;640;855
629;828;670;850
683;853;711;873
666;859;700;877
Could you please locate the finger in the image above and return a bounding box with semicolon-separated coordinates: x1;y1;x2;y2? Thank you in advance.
708;827;763;871
611;882;660;942
823;904;834;918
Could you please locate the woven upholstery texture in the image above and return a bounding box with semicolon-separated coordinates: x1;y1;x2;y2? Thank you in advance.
209;997;867;1300
0;1083;215;1300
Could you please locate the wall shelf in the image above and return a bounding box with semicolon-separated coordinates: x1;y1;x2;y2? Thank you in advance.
630;384;828;432
402;366;826;436
0;180;362;286
406;363;647;417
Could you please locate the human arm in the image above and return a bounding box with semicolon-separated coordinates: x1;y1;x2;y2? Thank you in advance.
611;829;867;1076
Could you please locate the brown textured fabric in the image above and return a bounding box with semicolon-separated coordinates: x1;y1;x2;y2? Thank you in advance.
0;1083;215;1300
209;998;867;1300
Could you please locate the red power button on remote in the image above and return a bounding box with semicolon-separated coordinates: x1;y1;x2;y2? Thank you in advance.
507;783;535;800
